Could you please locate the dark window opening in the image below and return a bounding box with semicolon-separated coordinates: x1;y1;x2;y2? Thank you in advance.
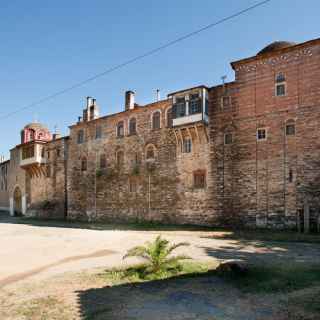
117;122;124;137
77;130;84;144
194;171;206;189
166;108;173;128
81;158;87;171
172;97;186;118
182;138;192;153
257;129;267;141
100;154;107;169
152;111;161;130
129;118;137;135
95;126;102;139
224;133;233;145
286;123;295;136
289;169;293;183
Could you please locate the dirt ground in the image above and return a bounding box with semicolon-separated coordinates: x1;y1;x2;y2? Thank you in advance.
1;212;320;319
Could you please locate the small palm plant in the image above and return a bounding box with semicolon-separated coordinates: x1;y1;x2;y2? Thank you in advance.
123;235;191;278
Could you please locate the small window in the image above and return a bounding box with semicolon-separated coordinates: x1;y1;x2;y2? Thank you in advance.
129;178;137;193
77;130;84;144
116;150;124;167
152;111;161;130
56;149;61;157
46;165;51;178
257;128;267;141
81;157;87;171
182;137;192;153
275;73;286;97
166;108;173;128
117;121;124;137
221;96;231;108
224;133;233;145
286;123;295;136
289;168;293;183
146;145;156;160
100;154;107;169
194;170;206;189
129;118;137;135
95;126;102;139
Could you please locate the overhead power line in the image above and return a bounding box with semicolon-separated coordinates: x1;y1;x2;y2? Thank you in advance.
0;0;272;120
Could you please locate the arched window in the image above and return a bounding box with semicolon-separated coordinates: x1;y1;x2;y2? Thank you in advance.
146;145;156;160
38;132;43;140
166;108;173;128
81;157;87;171
152;111;161;130
129;117;137;135
117;121;124;137
285;119;295;136
275;73;286;96
100;154;107;169
116;150;124;167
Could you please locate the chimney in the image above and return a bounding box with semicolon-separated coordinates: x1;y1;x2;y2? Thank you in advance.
125;91;135;111
86;96;93;108
156;89;161;102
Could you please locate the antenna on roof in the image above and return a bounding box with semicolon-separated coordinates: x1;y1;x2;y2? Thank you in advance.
221;75;227;93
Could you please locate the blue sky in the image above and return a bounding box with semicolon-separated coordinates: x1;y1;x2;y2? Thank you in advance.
0;0;319;157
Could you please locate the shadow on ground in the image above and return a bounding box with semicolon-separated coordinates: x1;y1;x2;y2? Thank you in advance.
0;211;218;232
76;272;281;320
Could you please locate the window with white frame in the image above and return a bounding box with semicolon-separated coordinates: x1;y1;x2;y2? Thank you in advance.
189;93;201;115
275;73;286;97
257;128;267;141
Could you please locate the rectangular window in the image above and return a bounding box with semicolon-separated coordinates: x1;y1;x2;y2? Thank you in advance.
182;138;192;153
257;128;267;141
22;145;35;160
221;96;231;109
95;126;102;139
77;130;84;144
129;178;137;193
46;165;51;178
276;83;286;97
189;94;201;115
194;171;206;189
173;97;186;118
286;124;295;136
224;133;233;145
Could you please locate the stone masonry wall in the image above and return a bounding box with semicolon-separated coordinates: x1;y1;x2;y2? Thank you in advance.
209;40;320;229
67;99;213;225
